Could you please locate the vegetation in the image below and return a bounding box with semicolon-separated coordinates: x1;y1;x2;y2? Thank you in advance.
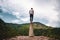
34;29;60;39
0;18;60;40
0;19;19;40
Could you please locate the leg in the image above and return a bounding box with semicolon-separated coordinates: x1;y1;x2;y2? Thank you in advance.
31;14;33;21
30;14;31;21
32;14;33;21
30;14;33;21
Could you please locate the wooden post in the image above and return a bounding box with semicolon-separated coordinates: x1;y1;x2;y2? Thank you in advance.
29;21;34;36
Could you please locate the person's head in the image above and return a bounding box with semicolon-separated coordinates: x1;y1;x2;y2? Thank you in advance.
31;8;33;9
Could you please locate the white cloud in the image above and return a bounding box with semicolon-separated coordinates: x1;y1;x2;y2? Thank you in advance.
21;17;29;22
0;15;3;18
32;1;58;27
1;0;59;27
11;19;19;23
11;11;30;23
12;12;20;19
56;0;60;27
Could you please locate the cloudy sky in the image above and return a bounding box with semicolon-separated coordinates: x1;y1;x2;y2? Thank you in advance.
0;0;60;27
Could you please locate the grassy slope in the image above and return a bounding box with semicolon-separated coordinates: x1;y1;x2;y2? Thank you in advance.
0;19;60;39
6;22;52;30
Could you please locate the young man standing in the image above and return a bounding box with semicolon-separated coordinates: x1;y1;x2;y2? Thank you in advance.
29;8;34;36
29;8;34;22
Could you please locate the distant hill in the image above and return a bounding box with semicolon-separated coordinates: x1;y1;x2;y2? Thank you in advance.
5;22;53;30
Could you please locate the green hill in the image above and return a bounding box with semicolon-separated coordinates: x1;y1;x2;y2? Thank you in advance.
0;19;19;39
5;22;52;30
0;18;60;40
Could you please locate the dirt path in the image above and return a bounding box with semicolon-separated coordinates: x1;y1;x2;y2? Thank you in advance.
4;36;58;40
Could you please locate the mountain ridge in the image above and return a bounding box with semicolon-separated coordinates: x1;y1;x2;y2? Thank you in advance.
0;18;53;29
